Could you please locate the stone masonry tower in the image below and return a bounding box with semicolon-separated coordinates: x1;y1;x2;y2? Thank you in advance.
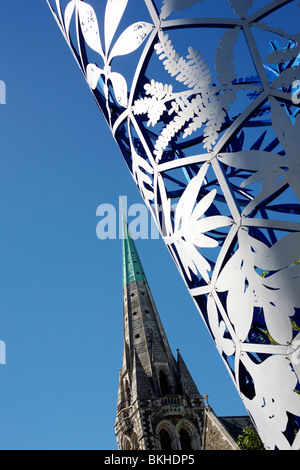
114;217;205;450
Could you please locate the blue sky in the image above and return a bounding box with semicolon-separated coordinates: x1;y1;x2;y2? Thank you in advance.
0;1;278;450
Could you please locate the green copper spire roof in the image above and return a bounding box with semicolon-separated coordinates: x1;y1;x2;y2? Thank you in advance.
122;215;148;288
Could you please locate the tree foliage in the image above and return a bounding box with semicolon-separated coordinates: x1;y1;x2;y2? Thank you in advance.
237;426;265;450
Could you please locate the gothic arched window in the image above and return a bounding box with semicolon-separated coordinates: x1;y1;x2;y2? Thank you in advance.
159;429;172;451
159;369;169;396
179;428;193;451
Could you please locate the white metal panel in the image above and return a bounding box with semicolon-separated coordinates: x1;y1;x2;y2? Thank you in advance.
47;0;300;450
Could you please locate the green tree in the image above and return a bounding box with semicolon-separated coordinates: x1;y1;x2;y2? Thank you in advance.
237;426;265;450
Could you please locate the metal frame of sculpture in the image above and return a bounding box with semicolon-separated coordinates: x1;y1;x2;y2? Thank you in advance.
46;0;300;450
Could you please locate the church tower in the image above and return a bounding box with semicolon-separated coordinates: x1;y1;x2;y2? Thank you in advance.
114;217;205;450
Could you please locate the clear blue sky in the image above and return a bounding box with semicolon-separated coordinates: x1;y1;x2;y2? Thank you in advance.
0;0;274;450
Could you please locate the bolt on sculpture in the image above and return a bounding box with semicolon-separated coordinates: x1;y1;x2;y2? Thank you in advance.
46;0;300;450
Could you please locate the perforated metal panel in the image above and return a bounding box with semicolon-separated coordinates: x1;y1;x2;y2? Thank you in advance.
46;0;300;450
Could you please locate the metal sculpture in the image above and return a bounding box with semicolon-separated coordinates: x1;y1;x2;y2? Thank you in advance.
46;0;300;450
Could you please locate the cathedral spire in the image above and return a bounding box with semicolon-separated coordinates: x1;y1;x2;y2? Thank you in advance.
114;216;251;451
120;215;176;379
115;217;205;450
121;213;148;288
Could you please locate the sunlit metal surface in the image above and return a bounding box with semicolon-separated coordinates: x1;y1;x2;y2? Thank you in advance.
46;0;300;450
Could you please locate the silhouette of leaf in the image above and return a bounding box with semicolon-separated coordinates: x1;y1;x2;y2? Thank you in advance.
166;164;231;282
108;22;153;62
229;0;254;18
109;72;128;107
266;44;300;65
104;0;128;54
160;0;205;20
64;0;75;38
78;2;104;58
207;295;235;357
272;65;300;89
86;63;103;90
131;150;154;205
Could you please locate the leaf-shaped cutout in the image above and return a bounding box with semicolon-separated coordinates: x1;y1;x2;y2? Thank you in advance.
64;0;75;37
131;149;154;204
160;0;204;20
86;63;103;90
214;27;239;86
108;22;153;62
175;237;212;283
207;296;235;357
266;45;300;65
181;192;224;249
229;0;254;18
270;98;296;153
272;65;300;89
218;150;285;188
77;2;104;59
108;72;128;107
227;277;254;342
163;169;219;283
192;215;232;240
104;0;128;55
174;164;208;232
263;232;300;271
261;267;299;344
